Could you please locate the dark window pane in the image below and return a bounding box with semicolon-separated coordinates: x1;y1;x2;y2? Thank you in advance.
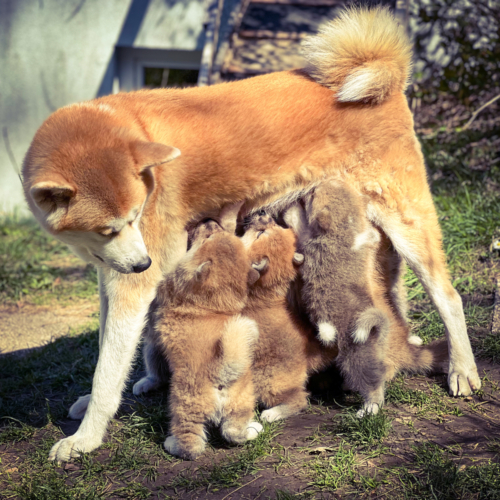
143;68;199;88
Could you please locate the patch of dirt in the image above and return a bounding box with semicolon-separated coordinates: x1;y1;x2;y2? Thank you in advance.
0;302;98;355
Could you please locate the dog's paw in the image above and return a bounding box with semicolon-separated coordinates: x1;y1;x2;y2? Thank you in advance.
357;401;382;418
448;366;481;397
48;433;102;462
261;406;289;423
164;435;205;460
246;421;263;440
133;376;160;396
68;394;91;420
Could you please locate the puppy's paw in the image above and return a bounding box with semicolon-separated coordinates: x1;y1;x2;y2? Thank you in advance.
408;335;423;346
133;376;160;396
246;421;263;440
164;434;206;460
448;366;481;397
261;405;292;422
356;401;382;418
283;203;302;231
48;433;102;462
68;394;91;420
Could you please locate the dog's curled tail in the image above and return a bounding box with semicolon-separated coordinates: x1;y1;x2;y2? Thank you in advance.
302;6;412;104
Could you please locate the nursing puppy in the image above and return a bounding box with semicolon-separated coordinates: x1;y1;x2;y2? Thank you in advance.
285;184;449;413
23;8;479;461
284;182;391;413
148;215;262;460
242;211;338;422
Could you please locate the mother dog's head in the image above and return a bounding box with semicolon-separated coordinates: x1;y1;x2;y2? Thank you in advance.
22;104;180;274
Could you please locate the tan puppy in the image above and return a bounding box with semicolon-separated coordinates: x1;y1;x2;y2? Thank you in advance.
148;217;262;460
23;7;479;461
242;211;338;421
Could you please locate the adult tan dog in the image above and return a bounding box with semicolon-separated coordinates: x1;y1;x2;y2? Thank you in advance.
23;8;480;462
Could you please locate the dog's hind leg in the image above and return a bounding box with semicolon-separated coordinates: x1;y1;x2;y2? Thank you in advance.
367;201;480;397
49;271;157;462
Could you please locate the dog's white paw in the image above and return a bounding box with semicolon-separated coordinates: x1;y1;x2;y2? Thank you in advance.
261;406;287;423
68;394;91;420
448;366;481;397
133;376;160;396
48;433;102;462
246;421;263;440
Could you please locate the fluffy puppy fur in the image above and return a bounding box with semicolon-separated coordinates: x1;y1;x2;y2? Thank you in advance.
284;182;449;413
148;216;262;460
284;181;391;413
241;211;338;422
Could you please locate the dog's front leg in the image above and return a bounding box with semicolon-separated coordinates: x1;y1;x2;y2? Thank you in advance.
67;268;109;420
49;271;156;462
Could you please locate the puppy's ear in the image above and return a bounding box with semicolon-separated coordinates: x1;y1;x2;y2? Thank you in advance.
293;252;304;265
131;141;181;170
247;268;261;286
195;261;211;282
219;201;245;234
30;181;75;215
252;257;269;274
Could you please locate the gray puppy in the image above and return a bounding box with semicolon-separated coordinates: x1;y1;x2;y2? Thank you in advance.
284;180;389;415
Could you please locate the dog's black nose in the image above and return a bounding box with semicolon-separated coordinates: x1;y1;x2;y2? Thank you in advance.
133;257;152;273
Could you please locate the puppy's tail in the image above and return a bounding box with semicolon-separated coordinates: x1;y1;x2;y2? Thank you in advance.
352;307;390;344
216;315;259;385
407;338;449;373
302;6;412;104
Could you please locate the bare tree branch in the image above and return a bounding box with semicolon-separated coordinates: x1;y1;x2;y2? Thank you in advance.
462;93;500;130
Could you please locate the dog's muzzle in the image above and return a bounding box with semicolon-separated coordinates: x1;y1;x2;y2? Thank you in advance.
132;257;152;273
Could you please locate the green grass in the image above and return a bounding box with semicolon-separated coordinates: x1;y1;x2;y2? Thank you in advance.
385;376;464;421
0;215;97;304
393;442;500;500
331;408;392;447
308;441;357;491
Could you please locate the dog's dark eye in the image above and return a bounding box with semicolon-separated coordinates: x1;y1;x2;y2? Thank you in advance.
258;210;266;216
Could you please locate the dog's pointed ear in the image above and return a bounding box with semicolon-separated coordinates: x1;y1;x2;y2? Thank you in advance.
252;257;269;274
293;252;304;265
30;181;75;214
132;142;181;171
247;267;261;286
195;261;212;282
